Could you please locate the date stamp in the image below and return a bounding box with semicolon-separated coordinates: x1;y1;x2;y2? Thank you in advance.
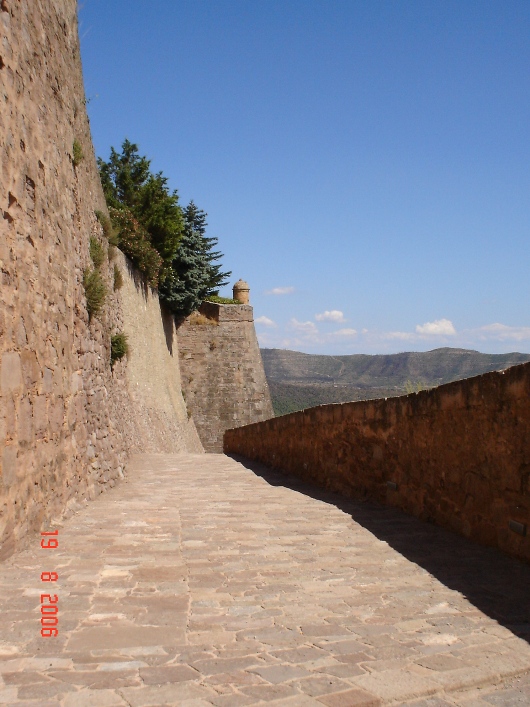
40;529;59;637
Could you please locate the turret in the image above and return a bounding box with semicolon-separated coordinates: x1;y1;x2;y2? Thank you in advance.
233;279;250;304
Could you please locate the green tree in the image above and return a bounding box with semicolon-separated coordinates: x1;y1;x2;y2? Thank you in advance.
183;201;231;295
159;201;231;316
98;140;183;274
98;141;231;314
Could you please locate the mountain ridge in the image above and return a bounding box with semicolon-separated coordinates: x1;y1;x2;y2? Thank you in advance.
260;347;530;415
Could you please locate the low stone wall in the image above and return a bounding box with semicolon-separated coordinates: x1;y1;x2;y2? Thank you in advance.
178;302;274;452
225;362;530;562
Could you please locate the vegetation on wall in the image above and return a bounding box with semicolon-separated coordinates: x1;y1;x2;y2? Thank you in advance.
108;206;162;287
110;333;129;367
95;209;119;244
205;295;240;305
89;236;105;269
98;140;231;316
113;264;124;291
72;139;84;167
83;269;107;320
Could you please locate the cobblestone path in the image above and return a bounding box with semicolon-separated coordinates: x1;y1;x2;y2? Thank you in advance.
1;453;529;706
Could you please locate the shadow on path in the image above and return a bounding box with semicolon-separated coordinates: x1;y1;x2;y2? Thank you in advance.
229;454;530;646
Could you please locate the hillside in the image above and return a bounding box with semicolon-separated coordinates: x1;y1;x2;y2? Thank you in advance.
261;347;530;415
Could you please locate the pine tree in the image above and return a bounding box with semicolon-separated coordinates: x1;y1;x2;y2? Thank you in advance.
183;201;231;296
159;201;231;316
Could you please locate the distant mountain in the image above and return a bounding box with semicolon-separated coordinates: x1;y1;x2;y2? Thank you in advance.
260;347;530;416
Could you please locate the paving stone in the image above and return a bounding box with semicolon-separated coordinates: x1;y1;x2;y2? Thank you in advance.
295;674;355;696
49;669;139;688
315;663;366;678
316;687;382;706
119;682;216;705
249;663;313;684
208;694;256;707
61;690;129;706
270;646;328;663
416;654;471;671
406;699;454;706
241;682;301;701
267;695;324;706
138;665;200;684
192;656;260;676
352;668;441;701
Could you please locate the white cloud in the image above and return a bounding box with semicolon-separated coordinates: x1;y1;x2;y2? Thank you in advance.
474;323;530;341
255;316;276;327
265;286;295;295
415;318;456;336
384;331;415;340
331;328;358;338
289;318;319;335
315;310;346;323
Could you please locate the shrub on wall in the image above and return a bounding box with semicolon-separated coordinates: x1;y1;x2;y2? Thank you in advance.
110;333;129;367
89;236;105;269
83;269;107;320
113;264;124;291
109;206;162;287
72;139;84;167
95;209;119;245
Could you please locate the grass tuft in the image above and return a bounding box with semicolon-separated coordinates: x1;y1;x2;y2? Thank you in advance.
205;295;241;304
72;139;84;167
187;311;218;326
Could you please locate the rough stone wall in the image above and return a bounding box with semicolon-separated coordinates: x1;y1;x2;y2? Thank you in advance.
178;301;274;452
225;363;530;562
0;0;201;561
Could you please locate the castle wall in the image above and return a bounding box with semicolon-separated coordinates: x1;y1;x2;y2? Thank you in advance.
0;0;201;560
178;302;274;452
117;255;202;455
225;362;530;562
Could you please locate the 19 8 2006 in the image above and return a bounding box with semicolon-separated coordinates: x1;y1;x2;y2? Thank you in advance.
40;529;59;637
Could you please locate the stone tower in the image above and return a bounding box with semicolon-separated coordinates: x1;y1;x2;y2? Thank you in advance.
178;284;274;451
233;279;250;304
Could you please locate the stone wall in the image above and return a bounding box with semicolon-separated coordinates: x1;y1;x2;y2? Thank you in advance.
178;301;274;452
117;254;202;455
225;363;530;562
0;0;201;560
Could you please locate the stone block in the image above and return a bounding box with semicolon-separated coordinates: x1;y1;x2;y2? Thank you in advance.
33;395;47;434
2;444;17;488
48;397;65;433
42;367;53;393
1;351;22;393
17;397;33;444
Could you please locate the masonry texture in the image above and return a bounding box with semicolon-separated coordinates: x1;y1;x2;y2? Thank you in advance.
178;301;274;452
225;362;530;563
0;0;201;561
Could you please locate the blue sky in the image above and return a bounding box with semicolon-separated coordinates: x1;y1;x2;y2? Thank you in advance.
79;0;530;355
